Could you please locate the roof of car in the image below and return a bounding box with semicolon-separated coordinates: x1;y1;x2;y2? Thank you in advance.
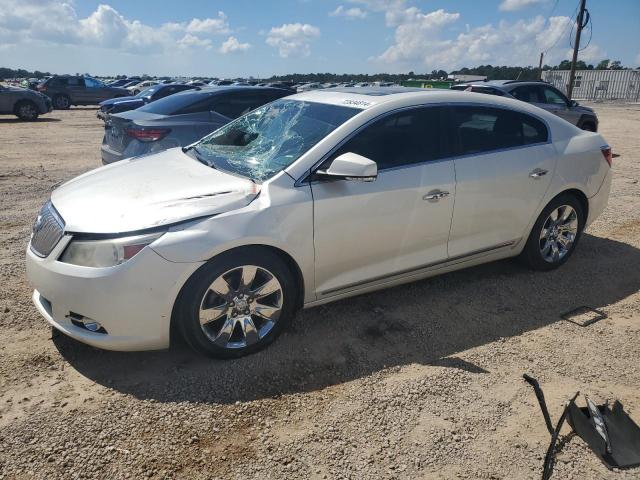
456;80;549;89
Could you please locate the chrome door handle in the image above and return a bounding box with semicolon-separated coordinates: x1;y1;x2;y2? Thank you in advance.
529;168;548;179
423;190;450;201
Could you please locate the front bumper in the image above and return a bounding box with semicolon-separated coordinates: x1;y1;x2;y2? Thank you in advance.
26;236;203;351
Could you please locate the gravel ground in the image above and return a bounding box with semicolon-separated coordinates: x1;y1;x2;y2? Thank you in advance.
0;104;639;480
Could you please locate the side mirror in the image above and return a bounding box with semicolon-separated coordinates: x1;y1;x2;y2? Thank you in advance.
316;152;377;182
571;100;579;107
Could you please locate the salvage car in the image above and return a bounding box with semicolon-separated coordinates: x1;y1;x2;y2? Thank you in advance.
27;88;612;358
37;75;129;109
451;80;599;131
0;83;52;120
97;83;197;118
100;86;292;164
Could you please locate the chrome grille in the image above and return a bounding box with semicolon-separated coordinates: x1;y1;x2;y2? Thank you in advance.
30;202;65;258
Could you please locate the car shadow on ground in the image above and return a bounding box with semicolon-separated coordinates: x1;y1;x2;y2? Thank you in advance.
0;117;61;123
54;234;640;404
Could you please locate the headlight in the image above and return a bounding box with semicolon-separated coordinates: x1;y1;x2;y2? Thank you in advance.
59;232;164;268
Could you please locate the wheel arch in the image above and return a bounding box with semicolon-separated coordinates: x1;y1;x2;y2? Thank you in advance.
13;98;37;115
169;244;305;344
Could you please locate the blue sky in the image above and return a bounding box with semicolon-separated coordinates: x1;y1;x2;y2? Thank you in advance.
1;0;638;77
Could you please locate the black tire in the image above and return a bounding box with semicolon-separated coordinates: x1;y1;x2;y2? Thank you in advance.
52;95;71;110
519;194;585;271
15;100;39;121
580;122;596;132
174;248;297;358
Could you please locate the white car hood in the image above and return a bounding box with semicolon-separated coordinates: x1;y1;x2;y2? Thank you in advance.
51;148;259;234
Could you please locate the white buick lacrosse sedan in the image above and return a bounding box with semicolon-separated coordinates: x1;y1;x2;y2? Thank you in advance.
26;88;612;358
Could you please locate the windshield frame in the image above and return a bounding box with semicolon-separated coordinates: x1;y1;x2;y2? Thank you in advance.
191;99;361;183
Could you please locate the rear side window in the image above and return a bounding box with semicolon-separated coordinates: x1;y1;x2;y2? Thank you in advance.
329;107;446;170
511;85;543;103
67;77;84;87
450;106;548;155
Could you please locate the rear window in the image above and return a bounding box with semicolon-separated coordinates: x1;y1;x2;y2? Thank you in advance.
137;91;206;115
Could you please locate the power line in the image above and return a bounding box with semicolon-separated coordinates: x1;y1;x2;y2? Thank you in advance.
542;0;580;55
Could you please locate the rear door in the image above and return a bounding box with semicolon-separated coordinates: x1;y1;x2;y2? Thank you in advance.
447;105;556;257
311;106;456;296
84;77;111;103
66;77;87;103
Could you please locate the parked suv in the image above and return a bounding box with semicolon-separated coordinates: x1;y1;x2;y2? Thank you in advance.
0;83;52;120
101;86;292;164
37;75;129;109
451;80;599;131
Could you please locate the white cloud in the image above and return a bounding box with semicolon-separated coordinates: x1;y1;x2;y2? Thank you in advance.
499;0;548;12
634;52;640;67
186;12;230;35
219;36;251;54
0;0;231;54
266;23;320;58
329;5;367;19
376;8;461;64
368;1;604;72
177;34;213;50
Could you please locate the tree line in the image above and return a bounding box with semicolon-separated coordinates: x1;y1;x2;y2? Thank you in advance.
1;59;634;81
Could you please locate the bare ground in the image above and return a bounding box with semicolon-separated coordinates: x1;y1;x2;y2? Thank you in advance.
0;104;639;479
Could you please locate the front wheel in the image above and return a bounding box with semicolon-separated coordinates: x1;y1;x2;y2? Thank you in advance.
16;101;39;121
175;249;297;358
519;194;585;271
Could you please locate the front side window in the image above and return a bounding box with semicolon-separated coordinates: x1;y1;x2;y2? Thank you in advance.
191;99;359;182
451;106;548;155
328;107;446;170
84;77;104;88
542;87;568;105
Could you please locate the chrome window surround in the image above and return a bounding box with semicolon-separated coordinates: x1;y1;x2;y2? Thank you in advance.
295;101;553;186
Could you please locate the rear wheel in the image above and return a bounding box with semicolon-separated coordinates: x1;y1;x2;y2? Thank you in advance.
175;249;297;358
520;194;584;271
581;122;596;132
53;95;70;110
15;101;39;121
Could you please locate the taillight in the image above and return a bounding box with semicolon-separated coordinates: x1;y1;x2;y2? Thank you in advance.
125;128;170;142
601;146;612;167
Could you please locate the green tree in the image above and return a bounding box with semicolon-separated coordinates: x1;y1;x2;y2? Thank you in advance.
596;59;610;70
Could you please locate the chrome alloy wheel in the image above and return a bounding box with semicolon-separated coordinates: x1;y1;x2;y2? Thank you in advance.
199;265;283;349
539;205;579;263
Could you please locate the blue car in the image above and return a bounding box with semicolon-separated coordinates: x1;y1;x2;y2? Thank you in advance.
97;83;197;119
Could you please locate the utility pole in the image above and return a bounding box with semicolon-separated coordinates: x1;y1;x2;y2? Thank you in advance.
538;52;544;80
567;0;587;99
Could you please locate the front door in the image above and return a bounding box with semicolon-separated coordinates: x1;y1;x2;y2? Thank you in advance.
446;105;556;257
311;106;456;297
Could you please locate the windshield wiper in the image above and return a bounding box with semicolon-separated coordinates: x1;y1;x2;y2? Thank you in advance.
183;145;216;169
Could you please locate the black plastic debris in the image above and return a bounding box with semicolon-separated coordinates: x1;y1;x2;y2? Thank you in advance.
523;374;640;479
561;305;607;327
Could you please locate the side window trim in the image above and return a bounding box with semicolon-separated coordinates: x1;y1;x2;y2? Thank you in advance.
296;102;551;187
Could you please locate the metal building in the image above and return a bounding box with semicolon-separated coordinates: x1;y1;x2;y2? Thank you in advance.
542;69;640;102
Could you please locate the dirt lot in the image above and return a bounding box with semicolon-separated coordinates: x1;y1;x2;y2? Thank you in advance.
0;104;639;479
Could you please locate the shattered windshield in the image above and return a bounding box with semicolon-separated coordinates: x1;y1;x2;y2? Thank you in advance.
192;99;360;182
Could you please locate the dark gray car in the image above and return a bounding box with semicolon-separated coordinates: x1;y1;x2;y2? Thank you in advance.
37;75;129;110
0;84;52;120
101;86;292;164
451;80;598;131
